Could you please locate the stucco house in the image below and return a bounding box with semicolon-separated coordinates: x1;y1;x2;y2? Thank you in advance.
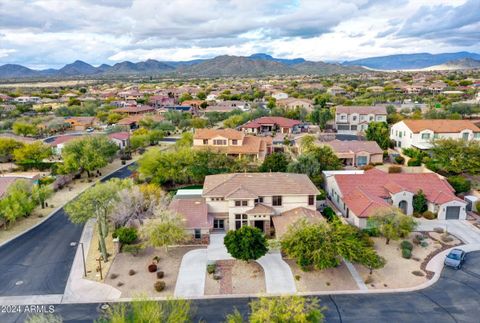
239;116;302;135
325;140;383;167
324;169;467;228
334;106;387;135
391;119;480;150
193;128;272;161
169;173;321;240
108;132;130;150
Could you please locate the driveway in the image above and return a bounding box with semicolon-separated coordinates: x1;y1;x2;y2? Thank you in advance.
174;249;208;297
416;219;480;244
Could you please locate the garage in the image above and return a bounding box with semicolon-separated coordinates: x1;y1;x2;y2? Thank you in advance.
446;206;461;220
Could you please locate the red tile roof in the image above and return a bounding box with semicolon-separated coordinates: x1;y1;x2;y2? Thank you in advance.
168;198;211;229
108;132;130;141
49;135;84;147
241;116;301;129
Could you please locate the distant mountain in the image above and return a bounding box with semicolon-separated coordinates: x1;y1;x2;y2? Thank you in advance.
442;58;480;69
0;54;366;79
248;53;306;65
344;51;480;70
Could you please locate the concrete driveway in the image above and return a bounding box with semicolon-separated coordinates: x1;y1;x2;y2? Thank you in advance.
416;219;480;244
174;249;208;297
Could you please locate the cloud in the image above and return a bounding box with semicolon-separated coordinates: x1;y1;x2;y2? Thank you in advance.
0;0;479;67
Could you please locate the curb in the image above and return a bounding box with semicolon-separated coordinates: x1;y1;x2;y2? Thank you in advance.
0;160;137;249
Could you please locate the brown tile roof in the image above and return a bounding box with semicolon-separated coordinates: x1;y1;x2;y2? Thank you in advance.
168;198;211;229
241;116;301;129
65;116;96;124
273;207;323;238
112;106;155;114
335;105;387;115
0;177;18;197
401;119;480;133
245;203;275;215
203;173;320;197
326;140;383;155
194;128;244;140
334;168;464;218
108;132;130;141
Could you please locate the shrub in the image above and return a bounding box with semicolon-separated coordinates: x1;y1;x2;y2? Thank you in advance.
113;227;138;245
388;165;402;173
362;164;375;171
441;234;454;243
122;243;143;256
402;248;412;259
412;270;425;277
148;264;158;273
322;206;336;222
154;280;166;292
395;156;405;165
447;176;471;194
128;269;136;276
117;282;124;287
207;263;216;274
362;227;380;237
420;241;429;247
400;240;413;251
364;276;374;284
407;158;421;166
413;234;425;245
156;271;164;279
422;211;437;220
295;275;301;281
412;212;422;218
110;273;118;280
433;227;444;234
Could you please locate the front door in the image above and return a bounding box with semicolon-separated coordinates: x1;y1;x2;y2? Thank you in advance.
254;220;264;232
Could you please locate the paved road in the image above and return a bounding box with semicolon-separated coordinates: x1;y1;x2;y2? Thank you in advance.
4;250;480;323
0;165;133;297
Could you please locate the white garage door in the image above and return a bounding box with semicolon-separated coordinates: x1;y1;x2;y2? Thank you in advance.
445;206;460;220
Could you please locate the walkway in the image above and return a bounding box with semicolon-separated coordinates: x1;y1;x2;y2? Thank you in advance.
416;219;480;244
343;260;368;290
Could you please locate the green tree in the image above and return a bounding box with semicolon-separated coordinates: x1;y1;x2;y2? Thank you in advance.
368;207;417;244
365;122;391;150
309;108;332;130
175;132;193;149
223;114;246;128
179;92;193;103
412;190;428;213
224;226;268;261
13;142;52;168
447;176;471;194
0;138;23;162
0;179;36;228
259;152;289;172
107;112;123;124
430;139;480;174
31;184;53;209
60;136;118;177
190;117;208;129
196;91;207;100
65;179;132;261
142;211;186;252
247;296;325;323
12;122;38;137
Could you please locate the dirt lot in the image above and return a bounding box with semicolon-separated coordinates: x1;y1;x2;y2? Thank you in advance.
354;234;450;289
105;246;203;297
205;260;266;295
285;259;359;292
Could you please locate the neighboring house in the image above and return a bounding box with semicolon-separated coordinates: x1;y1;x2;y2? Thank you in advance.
327;86;346;96
117;114;164;130
206;93;219;101
239;116;302;135
149;95;175;108
334;105;387;135
325;140;383;167
65;117;97;131
0;174;38;198
111;105;156;115
108;132;130;150
276;98;314;112
271;91;289;100
324;168;467;228
193;128;272;161
48;134;84;155
13;96;41;104
390;119;480;150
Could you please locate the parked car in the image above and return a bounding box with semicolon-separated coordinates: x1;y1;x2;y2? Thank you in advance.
444;249;466;269
86;127;94;133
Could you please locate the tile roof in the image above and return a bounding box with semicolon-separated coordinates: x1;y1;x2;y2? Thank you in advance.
49;135;84;147
112;106;155;114
335;105;387;115
333;168;463;218
168;198;211;229
326;140;383;155
245;203;275;215
401;119;480;133
0;177;18;197
241;116;301;129
272;207;323;238
194;128;245;140
108;132;130;141
203;172;320;197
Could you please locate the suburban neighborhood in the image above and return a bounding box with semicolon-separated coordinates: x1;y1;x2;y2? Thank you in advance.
1;0;480;322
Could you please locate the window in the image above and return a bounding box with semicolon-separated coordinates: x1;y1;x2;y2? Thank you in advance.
352;115;357;121
399;132;402;138
232;139;238;145
212;197;224;201
242;200;248;206
462;132;469;140
350;125;357;130
213;219;224;229
235;200;248;206
341;115;346;120
421;133;430;140
213;139;227;145
194;229;201;239
337;125;349;130
254;197;264;204
308;195;315;206
433;133;439;139
272;196;282;206
235;214;248;229
203;139;208;145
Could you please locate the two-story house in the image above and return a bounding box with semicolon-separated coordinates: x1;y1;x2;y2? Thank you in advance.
193;128;272;161
168;173;321;241
239;116;302;135
324;169;467;228
390;119;480;150
334;106;387;135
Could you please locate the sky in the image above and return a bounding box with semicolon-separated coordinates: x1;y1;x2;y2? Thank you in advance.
0;0;479;69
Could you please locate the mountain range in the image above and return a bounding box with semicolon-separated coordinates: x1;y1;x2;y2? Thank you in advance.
1;52;479;79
